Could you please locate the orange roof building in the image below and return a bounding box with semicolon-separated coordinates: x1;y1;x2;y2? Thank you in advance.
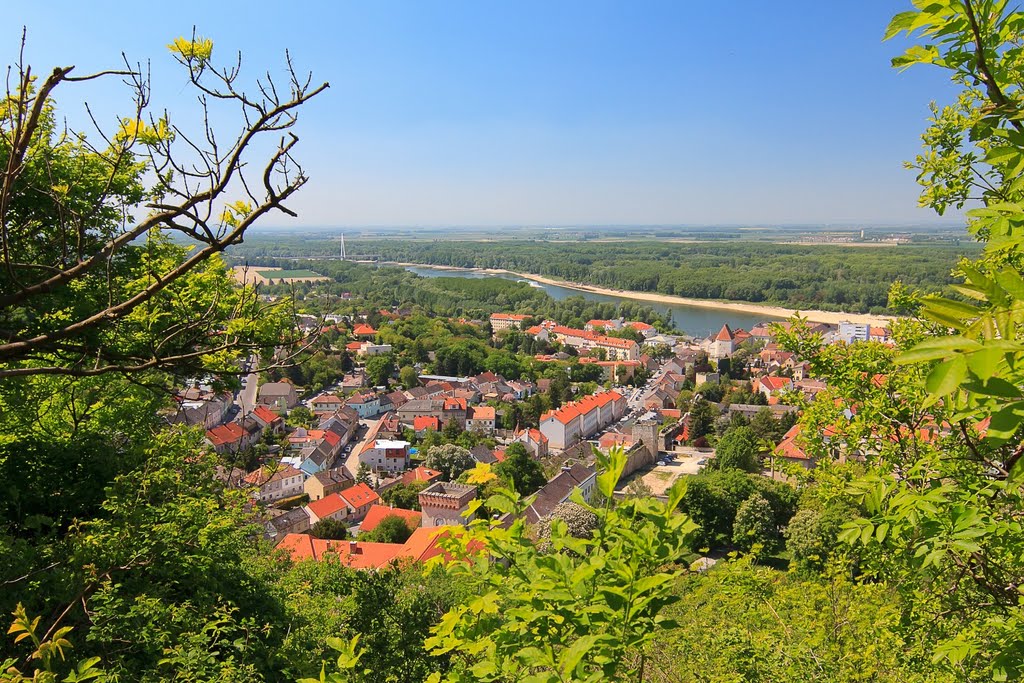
360;504;422;533
277;525;480;570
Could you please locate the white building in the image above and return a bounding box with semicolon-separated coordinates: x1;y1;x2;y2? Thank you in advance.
358;439;410;474
357;342;393;357
838;321;870;344
244;464;304;503
490;313;530;332
708;324;736;361
465;405;496;434
539;391;626;450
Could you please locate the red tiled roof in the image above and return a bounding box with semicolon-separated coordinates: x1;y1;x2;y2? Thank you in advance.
516;428;548;444
353;323;377;336
774;424;811;460
541;390;621;425
277;534;404;569
306;492;348;519
339;483;380;509
244;463;302;486
312;393;343;404
490;313;530;321
207;422;245;446
252;405;281;425
628;321;654;331
443;397;467;411
468;406;495;420
400;466;442;485
360;504;422;533
758;376;793;392
599;432;633;448
346;341;363;350
715;324;734;342
414;416;441;431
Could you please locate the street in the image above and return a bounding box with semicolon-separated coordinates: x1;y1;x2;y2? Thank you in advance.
235;369;259;416
343;417;380;478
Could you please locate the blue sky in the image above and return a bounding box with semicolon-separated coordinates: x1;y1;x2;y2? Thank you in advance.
9;1;961;227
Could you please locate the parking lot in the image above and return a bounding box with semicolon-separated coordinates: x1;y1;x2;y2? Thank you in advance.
618;448;713;496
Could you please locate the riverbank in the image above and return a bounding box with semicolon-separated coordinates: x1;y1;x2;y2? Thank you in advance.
385;261;893;327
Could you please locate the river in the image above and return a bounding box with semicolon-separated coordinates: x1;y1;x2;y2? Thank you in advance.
404;265;783;338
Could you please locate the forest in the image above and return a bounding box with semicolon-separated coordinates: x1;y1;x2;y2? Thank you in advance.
245;257;673;330
228;237;970;314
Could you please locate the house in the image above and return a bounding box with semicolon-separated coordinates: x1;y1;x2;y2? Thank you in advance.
310;393;344;412
708;324;736;361
304;466;355;501
545;325;641;361
305;492;350;524
377;413;404;439
205;422;250;453
512;428;549;459
465;405;496;434
540;404;582;451
754;375;793;399
258;380;299;411
357;342;393;357
585;318;622;332
352;323;377;338
869;326;891;343
773;424;816;470
838;321;870;344
319;406;361;435
358;439;411;474
345;392;382;418
359;504;422;534
339;482;381;521
384;390;409;411
398;398;443;424
418;482;477;527
413;415;441;435
539;391;625;450
524;463;597;524
264;507;311;543
399;466;443;486
169;387;233;429
490;313;530;332
442;397;469;427
340;370;367;389
251;405;285;434
244;463;304;503
469;444;498;465
598;431;634;450
277;525;478;570
627;321;657;338
299;440;337;477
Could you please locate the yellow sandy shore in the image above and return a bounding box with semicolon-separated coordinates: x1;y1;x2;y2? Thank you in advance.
387;262;893;327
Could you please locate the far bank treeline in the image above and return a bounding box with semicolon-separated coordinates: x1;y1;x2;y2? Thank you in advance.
231;238;969;314
241;258;672;330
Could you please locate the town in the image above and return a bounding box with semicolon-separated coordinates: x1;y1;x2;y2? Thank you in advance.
172;300;898;570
